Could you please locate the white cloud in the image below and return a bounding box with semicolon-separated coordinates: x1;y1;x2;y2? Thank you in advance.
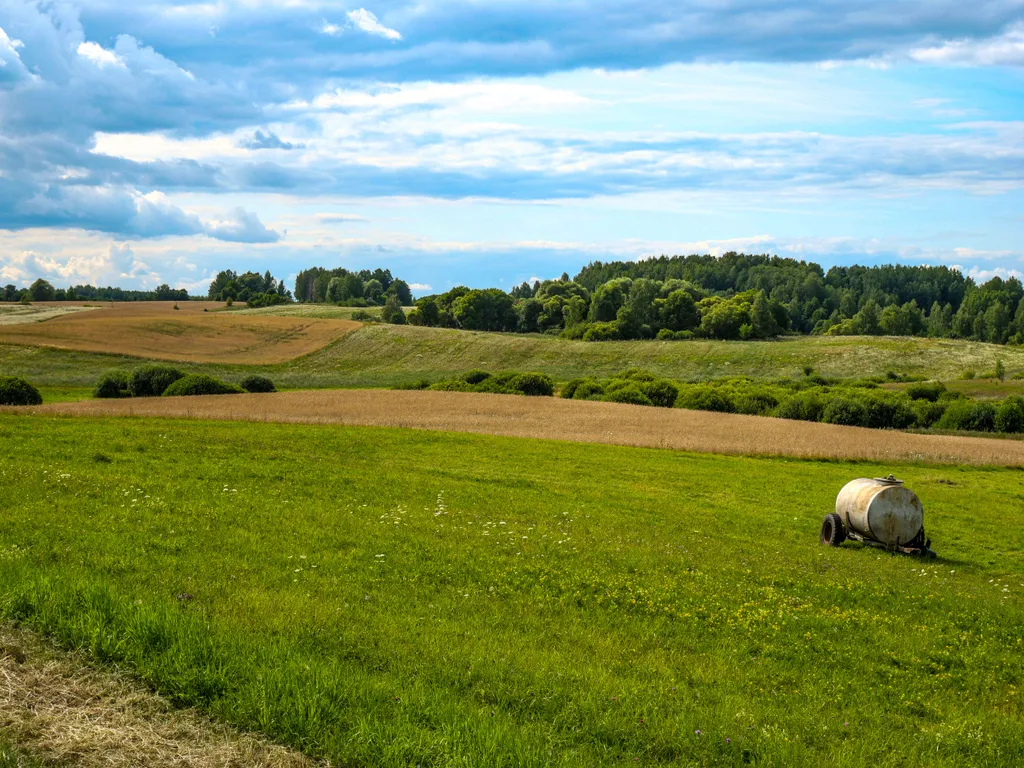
317;213;369;223
203;208;281;243
346;9;402;41
910;23;1024;67
408;283;432;292
77;41;126;69
320;21;343;36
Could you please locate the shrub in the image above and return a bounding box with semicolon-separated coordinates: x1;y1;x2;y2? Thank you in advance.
774;393;824;422
618;368;658;383
162;374;243;397
582;322;620;342
636;379;679;408
958;369;976;380
94;370;131;399
912;400;947;429
676;386;736;414
821;397;869;427
461;370;492;386
604;386;652;406
656;328;675;340
861;396;917;430
394;379;431;391
906;381;946;402
571;381;605;400
734;390;779;416
935;400;996;432
0;376;42;406
129;365;185;397
560;378;589;399
995;397;1024;434
508;373;554;397
240;375;276;393
428;380;474;393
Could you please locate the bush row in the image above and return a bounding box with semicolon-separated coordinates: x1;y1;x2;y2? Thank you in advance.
397;371;555;397
94;366;276;399
561;369;680;408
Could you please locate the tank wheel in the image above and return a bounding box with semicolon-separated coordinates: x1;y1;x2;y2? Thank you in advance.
820;513;847;547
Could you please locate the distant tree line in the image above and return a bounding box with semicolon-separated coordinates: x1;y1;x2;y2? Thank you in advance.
207;270;291;306
293;266;413;307
2;279;189;303
409;253;1024;345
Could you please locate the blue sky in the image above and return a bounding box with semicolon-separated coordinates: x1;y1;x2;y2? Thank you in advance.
1;1;1023;295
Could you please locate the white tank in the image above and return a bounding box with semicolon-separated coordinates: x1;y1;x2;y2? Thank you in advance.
835;476;924;548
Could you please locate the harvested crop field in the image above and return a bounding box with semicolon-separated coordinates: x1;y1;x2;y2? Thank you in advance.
20;389;1024;466
0;624;319;768
0;303;99;326
0;302;359;364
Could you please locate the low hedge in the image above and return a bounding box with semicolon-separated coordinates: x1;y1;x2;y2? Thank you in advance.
129;365;185;397
162;375;244;397
240;375;276;393
0;376;42;406
935;400;996;432
94;370;131;399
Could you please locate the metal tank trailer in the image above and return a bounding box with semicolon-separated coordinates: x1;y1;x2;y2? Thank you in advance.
820;475;936;558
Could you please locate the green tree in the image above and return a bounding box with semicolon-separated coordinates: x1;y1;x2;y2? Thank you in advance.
588;279;630;323
750;291;779;338
381;293;406;324
451;289;517;331
363;279;384;304
658;289;699;332
29;279;56;302
996;359;1006;381
325;277;345;304
853;299;881;335
387;279;413;306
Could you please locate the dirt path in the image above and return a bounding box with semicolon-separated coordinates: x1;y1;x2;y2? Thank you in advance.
0;624;322;768
13;389;1024;466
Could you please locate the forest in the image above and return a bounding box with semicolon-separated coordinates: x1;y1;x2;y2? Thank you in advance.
409;253;1024;345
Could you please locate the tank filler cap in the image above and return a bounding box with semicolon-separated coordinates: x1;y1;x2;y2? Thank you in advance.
873;474;903;485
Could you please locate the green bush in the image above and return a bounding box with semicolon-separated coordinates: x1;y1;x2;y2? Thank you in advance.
0;376;42;406
461;370;492;385
821;397;869;427
995;397;1024;434
162;374;244;397
582;322;620;342
676;386;736;413
239;375;276;393
734;390;779;416
861;396;917;430
129;365;185;397
618;368;657;383
560;378;589;399
428;380;474;393
571;381;605;400
508;373;554;397
395;379;431;391
906;381;946;402
94;370;131;399
603;386;653;406
912;400;947;429
636;379;679;408
774;393;824;422
935;400;996;432
958;369;976;381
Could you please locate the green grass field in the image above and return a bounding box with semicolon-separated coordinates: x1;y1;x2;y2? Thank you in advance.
3;324;1023;395
1;414;1022;766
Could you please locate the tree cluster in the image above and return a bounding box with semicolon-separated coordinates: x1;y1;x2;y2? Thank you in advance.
208;270;291;305
293;267;412;307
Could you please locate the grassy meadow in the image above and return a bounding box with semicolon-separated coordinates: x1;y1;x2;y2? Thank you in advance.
3;323;1024;398
1;414;1023;766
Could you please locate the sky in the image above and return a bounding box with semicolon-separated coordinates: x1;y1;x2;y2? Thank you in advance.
0;1;1023;296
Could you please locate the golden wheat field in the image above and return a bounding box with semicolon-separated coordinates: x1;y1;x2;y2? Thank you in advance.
18;389;1024;466
0;302;360;364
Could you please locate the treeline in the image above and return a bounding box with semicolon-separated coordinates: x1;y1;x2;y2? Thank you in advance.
293;267;412;307
409;253;1024;345
2;279;188;302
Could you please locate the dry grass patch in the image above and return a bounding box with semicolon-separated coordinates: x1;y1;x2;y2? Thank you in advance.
0;624;321;768
0;304;99;327
18;389;1024;466
0;302;359;364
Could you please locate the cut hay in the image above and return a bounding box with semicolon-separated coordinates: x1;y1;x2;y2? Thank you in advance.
0;624;322;767
14;389;1024;466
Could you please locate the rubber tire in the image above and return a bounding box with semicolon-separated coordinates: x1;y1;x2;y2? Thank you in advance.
820;513;847;547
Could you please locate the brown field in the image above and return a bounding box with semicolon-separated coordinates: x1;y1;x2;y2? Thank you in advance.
0;624;318;768
16;389;1024;466
0;302;359;364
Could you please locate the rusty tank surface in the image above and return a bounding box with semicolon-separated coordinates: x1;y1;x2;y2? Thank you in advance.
820;475;935;557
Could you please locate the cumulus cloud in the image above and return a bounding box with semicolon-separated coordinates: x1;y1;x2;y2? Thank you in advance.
346;9;402;41
77;41;125;68
202;208;281;243
911;23;1024;66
